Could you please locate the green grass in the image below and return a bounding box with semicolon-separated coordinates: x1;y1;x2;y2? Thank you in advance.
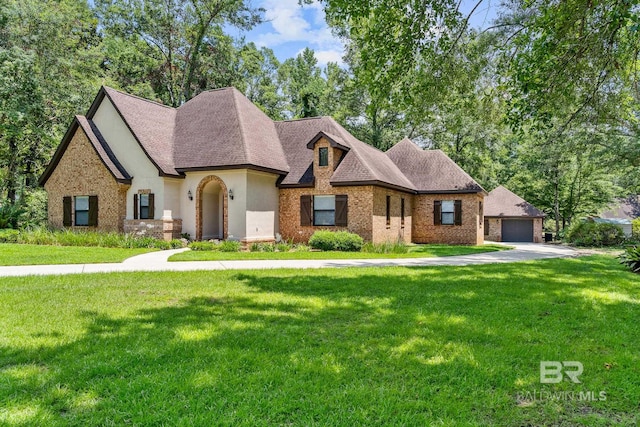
169;243;509;261
0;244;155;265
1;256;638;425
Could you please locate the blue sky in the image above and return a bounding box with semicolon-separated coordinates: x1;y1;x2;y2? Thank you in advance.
229;0;499;67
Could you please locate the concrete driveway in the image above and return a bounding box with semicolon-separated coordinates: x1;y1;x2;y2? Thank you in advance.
0;243;576;277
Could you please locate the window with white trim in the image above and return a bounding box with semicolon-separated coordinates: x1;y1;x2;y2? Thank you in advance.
441;200;455;225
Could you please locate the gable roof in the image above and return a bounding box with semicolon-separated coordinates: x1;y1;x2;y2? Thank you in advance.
484;186;545;218
174;87;288;174
386;139;485;194
42;86;486;196
90;87;179;177
275;117;415;192
39;115;131;186
600;196;640;220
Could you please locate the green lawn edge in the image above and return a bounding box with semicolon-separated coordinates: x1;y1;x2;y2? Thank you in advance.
168;243;510;261
0;243;157;266
0;255;637;425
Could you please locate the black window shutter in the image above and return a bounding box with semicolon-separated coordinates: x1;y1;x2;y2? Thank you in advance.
335;195;348;227
300;195;312;226
148;193;155;219
133;194;139;219
434;200;442;225
454;200;462;225
63;197;72;227
89;195;98;226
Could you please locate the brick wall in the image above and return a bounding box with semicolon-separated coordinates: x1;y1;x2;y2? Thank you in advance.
45;127;128;232
279;137;417;244
486;218;502;241
372;186;412;244
533;218;543;243
279;186;374;242
124;219;183;241
413;193;484;245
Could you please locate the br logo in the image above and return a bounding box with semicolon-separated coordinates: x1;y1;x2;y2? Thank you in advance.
540;361;583;384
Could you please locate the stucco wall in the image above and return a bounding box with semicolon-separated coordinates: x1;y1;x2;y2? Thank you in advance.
91;97;165;219
45;127;128;232
181;169;280;242
246;170;280;242
413;193;484;245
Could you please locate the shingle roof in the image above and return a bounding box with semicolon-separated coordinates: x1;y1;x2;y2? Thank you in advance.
600;196;640;220
275;117;415;191
44;86;486;195
174;87;289;173
39;115;132;186
76;116;131;182
386;138;485;193
484;186;545;217
101;87;179;176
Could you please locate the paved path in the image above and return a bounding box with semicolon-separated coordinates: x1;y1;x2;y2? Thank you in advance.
0;243;576;277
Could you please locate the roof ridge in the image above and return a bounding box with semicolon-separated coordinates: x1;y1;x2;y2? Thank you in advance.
275;116;326;123
103;86;175;110
231;88;251;165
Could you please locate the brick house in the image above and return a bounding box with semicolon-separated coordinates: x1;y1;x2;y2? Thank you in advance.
40;86;487;244
484;186;545;242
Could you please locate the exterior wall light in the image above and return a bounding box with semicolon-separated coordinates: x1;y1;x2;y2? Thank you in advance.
228;189;234;200
188;190;193;201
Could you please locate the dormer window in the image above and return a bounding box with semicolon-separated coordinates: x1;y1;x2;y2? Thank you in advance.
319;147;328;167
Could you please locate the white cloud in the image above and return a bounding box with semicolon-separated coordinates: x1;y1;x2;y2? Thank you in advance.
314;49;344;67
256;0;344;56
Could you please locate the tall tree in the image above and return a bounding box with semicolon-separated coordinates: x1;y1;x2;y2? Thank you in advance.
95;0;263;106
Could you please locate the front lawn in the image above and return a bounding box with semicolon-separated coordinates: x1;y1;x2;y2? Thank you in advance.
1;256;638;425
169;243;508;261
0;244;156;265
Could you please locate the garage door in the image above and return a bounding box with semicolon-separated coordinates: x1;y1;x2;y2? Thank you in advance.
502;219;534;242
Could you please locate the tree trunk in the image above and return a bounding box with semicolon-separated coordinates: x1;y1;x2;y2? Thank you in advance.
6;137;18;205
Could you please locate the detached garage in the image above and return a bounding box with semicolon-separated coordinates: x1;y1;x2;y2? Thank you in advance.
484;186;545;243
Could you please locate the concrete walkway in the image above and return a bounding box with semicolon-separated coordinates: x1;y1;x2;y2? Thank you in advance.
0;243;576;277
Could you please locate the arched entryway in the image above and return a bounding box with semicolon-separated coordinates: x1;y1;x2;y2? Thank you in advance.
195;175;228;241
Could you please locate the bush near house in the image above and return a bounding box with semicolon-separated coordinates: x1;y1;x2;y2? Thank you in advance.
308;230;364;252
564;220;625;246
633;218;640;239
0;228;181;249
189;240;241;252
619;246;640;273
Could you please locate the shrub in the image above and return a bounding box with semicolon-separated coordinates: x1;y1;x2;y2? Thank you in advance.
633;219;640;239
564;220;625;247
362;241;409;254
0;229;20;243
189;241;216;251
276;243;290;252
219;240;241;252
619;246;640;273
308;230;363;252
169;239;185;249
0;203;25;229
249;242;260;252
292;244;310;252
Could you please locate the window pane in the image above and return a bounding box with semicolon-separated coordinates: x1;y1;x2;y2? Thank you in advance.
441;200;454;213
314;210;335;226
140;194;149;207
319;147;328;166
75;211;89;226
442;212;454;225
140;207;149;219
314;195;335;210
75;196;89;211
